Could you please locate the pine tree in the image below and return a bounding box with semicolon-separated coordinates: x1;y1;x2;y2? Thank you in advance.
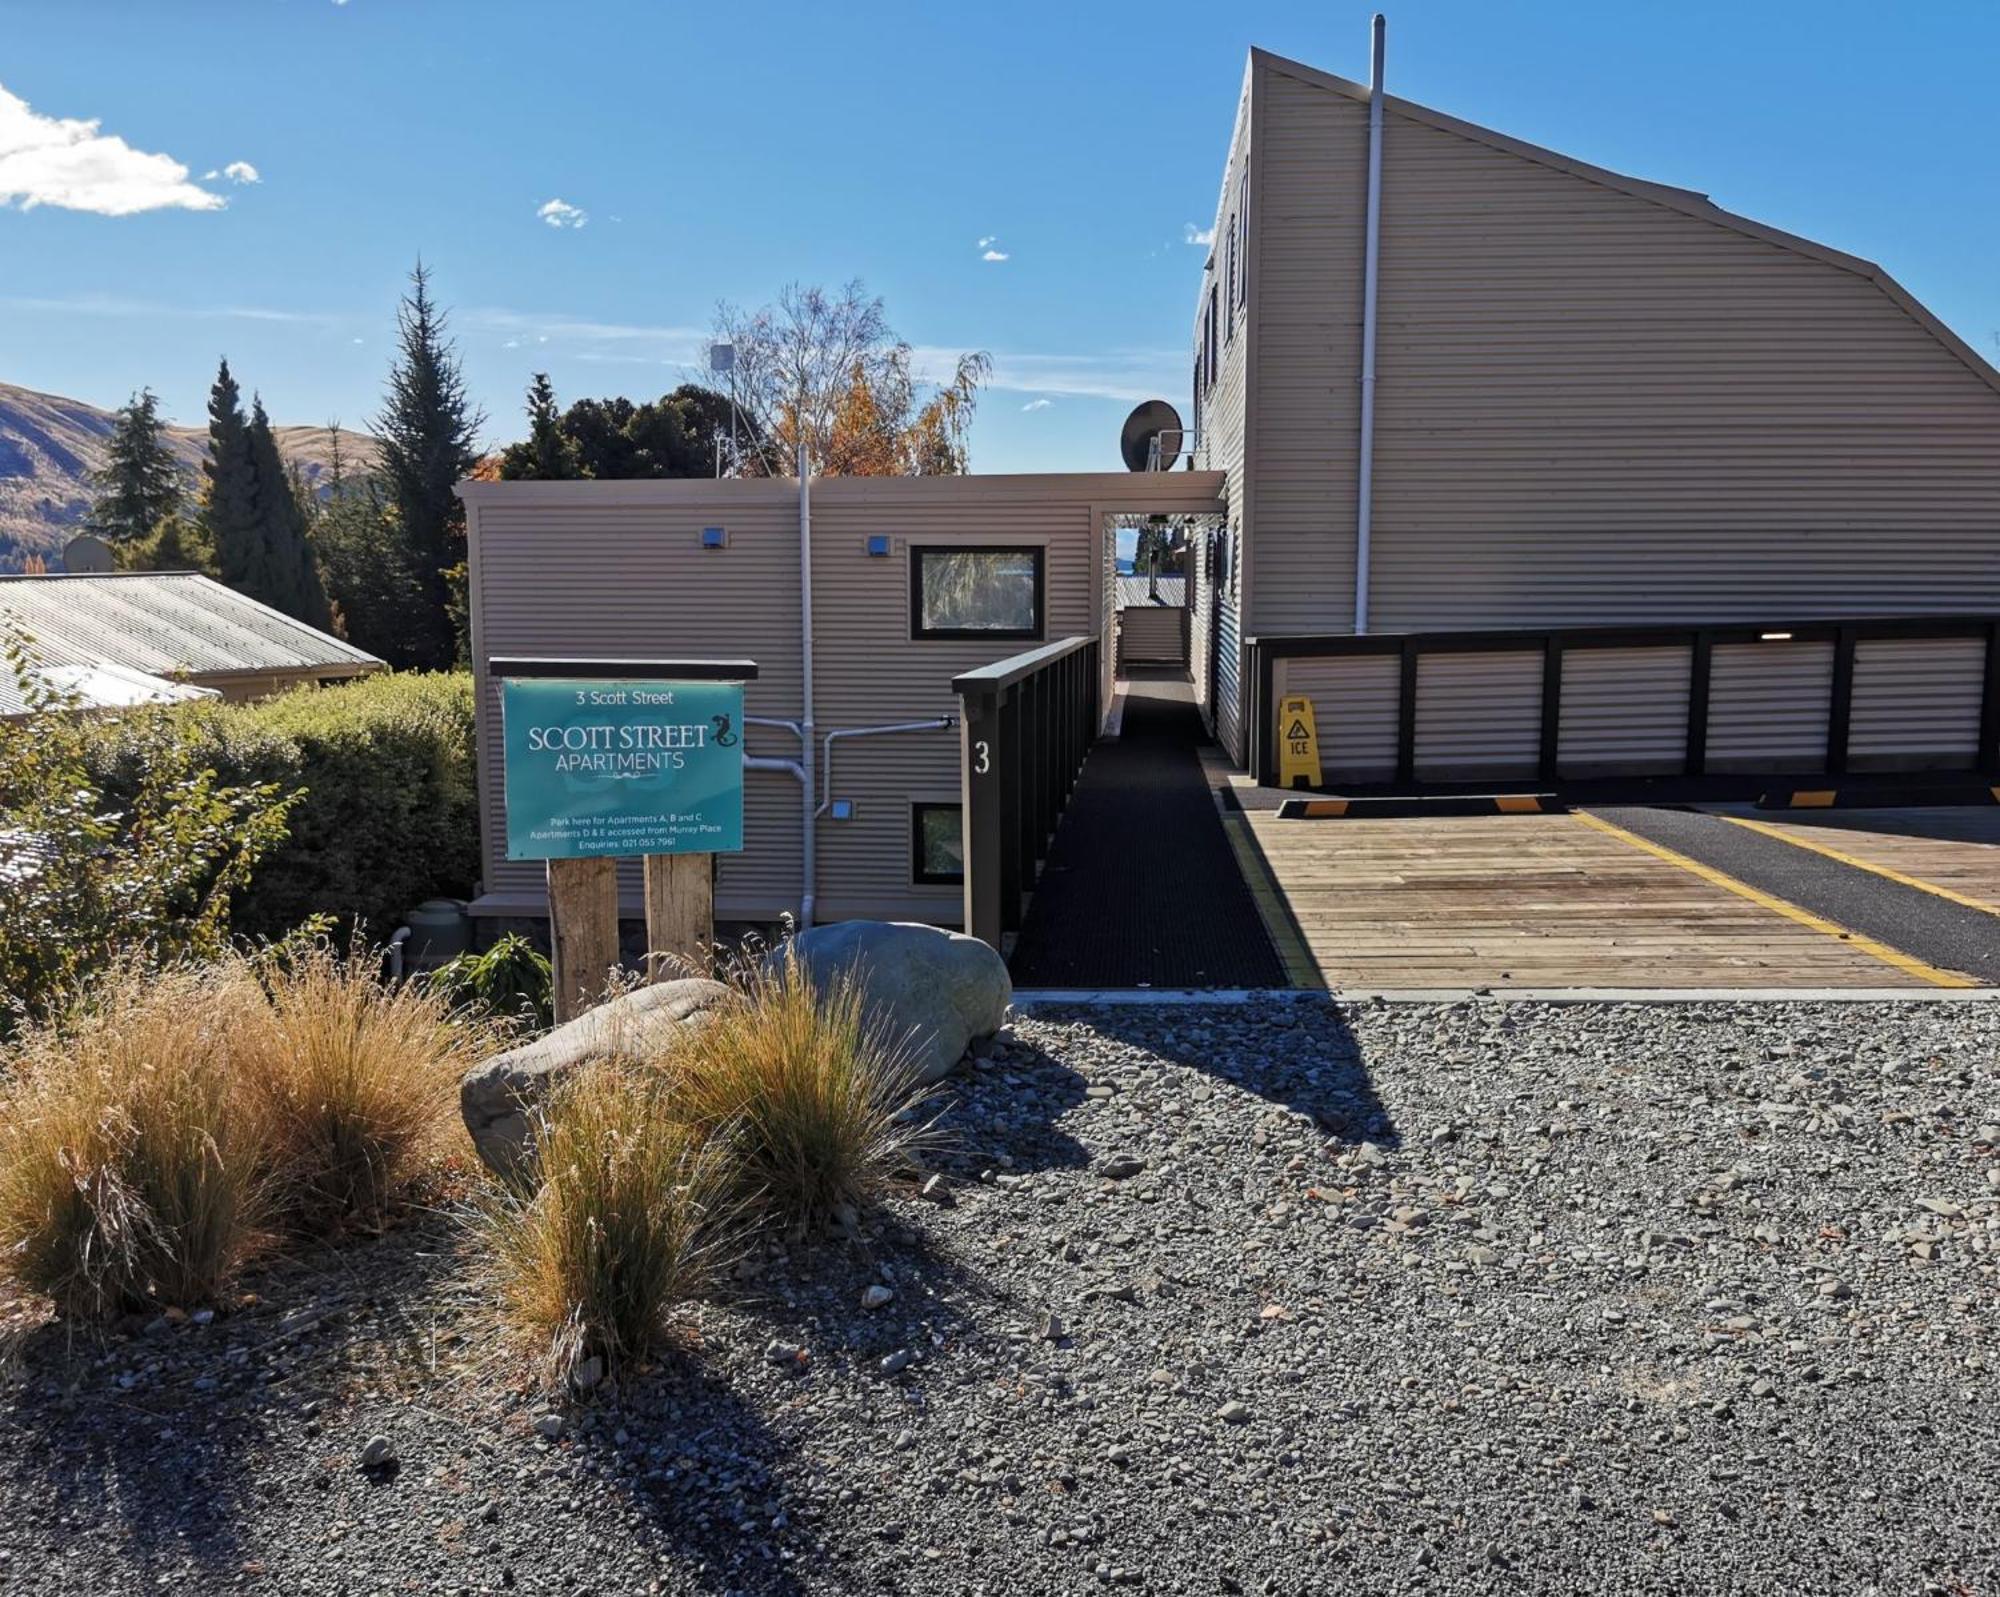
201;359;264;593
374;262;482;669
497;373;582;479
87;388;186;544
246;397;331;627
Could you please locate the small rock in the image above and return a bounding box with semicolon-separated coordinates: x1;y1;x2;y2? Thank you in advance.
862;1284;896;1310
358;1435;396;1469
570;1355;604;1392
1216;1400;1251;1425
533;1413;566;1440
919;1174;957;1207
1038;1311;1066;1342
881;1348;915;1376
1099;1155;1145;1181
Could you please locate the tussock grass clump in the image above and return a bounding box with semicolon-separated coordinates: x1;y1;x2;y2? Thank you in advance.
0;967;268;1319
485;1061;727;1383
669;957;930;1231
240;945;493;1234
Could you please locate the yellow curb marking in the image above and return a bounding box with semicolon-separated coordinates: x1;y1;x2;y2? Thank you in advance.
1725;815;2000;921
1573;811;1975;989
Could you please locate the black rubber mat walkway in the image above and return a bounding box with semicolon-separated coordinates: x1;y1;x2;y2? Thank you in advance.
1592;806;2000;983
1007;673;1285;989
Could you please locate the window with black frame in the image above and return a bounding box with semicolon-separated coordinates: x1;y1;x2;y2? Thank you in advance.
910;545;1044;639
911;802;964;884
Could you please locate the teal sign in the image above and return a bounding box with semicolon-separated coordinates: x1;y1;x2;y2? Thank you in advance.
501;678;745;861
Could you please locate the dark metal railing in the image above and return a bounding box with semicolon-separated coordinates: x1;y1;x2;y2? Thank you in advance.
1249;614;2000;789
954;635;1102;952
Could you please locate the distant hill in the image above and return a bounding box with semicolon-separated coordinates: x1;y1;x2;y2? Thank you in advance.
0;381;375;571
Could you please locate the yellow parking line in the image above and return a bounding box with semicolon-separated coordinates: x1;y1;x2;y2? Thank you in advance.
1573;811;1975;989
1725;815;2000;921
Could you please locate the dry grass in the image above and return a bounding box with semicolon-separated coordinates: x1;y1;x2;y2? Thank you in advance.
237;945;495;1236
483;1060;729;1384
666;955;932;1232
0;966;269;1319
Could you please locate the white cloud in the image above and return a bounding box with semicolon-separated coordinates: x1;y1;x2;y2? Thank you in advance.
537;197;587;229
0;81;224;215
982;248;1009;263
1021;398;1053;412
220;160;259;184
1183;222;1215;246
911;345;1184;404
977;235;1009;262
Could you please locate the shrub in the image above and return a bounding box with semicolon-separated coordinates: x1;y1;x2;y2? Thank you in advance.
238;945;494;1235
484;1061;728;1384
84;671;477;942
0;637;295;1039
668;957;930;1232
427;933;553;1031
0;966;269;1319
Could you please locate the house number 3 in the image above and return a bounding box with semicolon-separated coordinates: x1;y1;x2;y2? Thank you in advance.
973;741;990;774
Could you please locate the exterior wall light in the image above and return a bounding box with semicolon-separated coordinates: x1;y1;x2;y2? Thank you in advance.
1760;631;1792;641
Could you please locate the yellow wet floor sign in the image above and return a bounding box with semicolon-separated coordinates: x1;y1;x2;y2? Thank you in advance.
1277;694;1322;789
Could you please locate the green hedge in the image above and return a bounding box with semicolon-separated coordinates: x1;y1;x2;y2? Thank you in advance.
85;672;478;941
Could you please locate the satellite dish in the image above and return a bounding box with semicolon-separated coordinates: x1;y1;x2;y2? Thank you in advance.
1120;399;1184;472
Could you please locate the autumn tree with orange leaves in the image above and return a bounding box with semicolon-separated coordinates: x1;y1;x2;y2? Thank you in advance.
715;281;991;477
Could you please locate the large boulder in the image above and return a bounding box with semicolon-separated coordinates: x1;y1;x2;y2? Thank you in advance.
775;921;1011;1085
460;977;733;1180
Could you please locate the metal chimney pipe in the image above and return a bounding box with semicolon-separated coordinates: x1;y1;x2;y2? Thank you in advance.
1354;12;1386;636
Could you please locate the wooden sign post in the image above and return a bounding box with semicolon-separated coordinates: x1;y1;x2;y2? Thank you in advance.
494;656;756;1026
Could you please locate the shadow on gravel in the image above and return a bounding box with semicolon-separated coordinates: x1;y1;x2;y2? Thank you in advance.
0;1228;470;1590
929;1039;1094;1176
1052;1000;1401;1149
567;1360;809;1597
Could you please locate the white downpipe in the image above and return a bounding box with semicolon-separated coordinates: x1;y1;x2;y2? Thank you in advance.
1354;12;1386;636
798;445;817;928
814;719;957;818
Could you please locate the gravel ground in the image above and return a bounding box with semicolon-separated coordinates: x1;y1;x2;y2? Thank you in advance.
3;997;1998;1596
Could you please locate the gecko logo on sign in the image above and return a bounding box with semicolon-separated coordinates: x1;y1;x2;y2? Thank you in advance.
1276;693;1322;791
501;677;746;860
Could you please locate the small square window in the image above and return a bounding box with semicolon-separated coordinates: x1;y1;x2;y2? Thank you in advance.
866;535;891;557
912;803;964;884
910;546;1044;640
700;526;727;549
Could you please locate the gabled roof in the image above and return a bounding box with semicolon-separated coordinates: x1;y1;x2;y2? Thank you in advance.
1248;47;2000;403
0;570;380;715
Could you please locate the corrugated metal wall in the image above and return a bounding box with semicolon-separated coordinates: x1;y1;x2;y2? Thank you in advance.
1118;606;1187;667
1413;650;1543;780
467;475;1224;927
1278;654;1398;781
1706;640;1834;773
1849;636;1986;770
1238;54;2000;649
1559;645;1690;777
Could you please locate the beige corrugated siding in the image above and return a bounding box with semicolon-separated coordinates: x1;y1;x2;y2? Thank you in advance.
1244;63;1368;642
1118;606;1185;667
1278;653;1399;781
1413;650;1543;779
1238;53;2000;645
1706;640;1833;772
1558;645;1691;776
466;474;1221;926
1848;636;1986;769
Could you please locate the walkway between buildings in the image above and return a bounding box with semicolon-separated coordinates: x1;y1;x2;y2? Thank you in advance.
1006;670;1286;989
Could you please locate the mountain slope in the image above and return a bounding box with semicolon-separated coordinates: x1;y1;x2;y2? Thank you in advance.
0;381;374;570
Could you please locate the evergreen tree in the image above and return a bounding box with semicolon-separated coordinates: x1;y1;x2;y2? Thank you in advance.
315;474;429;661
246;397;332;627
201;359;264;591
374;262;482;669
497;373;582;479
87;387;186;545
119;513;216;575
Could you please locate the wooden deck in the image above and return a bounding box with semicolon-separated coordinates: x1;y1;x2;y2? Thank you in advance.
1236;812;1936;991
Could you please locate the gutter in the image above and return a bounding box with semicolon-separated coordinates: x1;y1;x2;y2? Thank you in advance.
798;447;818;928
1354;12;1385;635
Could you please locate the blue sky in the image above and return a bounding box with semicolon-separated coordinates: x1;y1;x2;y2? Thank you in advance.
2;0;1997;474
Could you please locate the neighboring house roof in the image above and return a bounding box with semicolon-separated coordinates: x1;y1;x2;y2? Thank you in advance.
1250;47;2000;404
1116;576;1187;609
25;660;218;715
0;571;381;716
